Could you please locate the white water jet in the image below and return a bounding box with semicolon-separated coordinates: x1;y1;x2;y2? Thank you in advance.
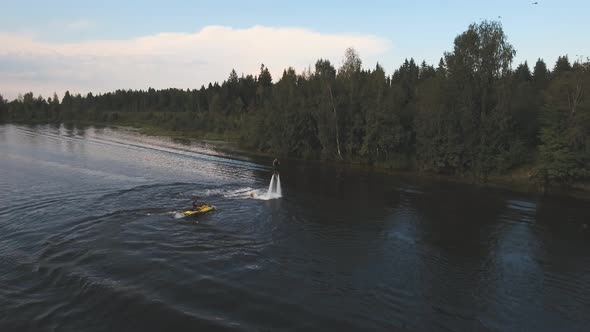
261;173;282;200
267;174;276;195
276;174;282;197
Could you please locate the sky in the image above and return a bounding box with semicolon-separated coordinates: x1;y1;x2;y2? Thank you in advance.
1;0;588;100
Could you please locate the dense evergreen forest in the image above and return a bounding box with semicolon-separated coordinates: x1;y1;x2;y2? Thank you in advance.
1;21;588;189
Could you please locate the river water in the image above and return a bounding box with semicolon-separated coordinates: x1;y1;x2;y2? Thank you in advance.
0;124;589;331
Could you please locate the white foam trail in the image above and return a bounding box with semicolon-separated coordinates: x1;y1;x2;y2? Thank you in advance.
173;212;185;219
222;187;254;198
191;187;255;199
147;211;177;216
215;176;282;201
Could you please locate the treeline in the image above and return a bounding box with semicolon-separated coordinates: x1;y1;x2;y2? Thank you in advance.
1;21;588;188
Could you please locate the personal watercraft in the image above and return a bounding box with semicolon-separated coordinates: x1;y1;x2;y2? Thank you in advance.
181;204;215;216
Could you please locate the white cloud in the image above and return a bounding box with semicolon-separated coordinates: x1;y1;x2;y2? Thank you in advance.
0;25;391;100
65;19;96;30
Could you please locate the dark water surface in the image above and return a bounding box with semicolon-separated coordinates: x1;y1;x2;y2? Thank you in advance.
1;124;589;331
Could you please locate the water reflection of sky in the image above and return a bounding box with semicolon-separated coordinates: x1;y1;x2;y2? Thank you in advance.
2;124;265;186
479;198;545;331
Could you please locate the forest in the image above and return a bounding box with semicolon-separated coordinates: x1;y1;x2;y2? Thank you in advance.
1;21;588;189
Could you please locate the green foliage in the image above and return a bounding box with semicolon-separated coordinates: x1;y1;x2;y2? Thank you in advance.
553;55;572;75
533;58;550;90
537;62;590;186
417;20;520;176
0;93;6;121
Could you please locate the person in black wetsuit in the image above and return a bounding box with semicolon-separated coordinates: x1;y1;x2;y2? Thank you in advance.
273;158;280;174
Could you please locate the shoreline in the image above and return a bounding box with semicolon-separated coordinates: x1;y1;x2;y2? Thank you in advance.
5;120;590;200
176;129;590;201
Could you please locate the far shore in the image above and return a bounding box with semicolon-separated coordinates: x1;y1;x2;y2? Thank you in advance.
7;120;588;201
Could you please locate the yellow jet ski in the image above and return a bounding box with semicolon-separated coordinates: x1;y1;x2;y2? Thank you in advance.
181;204;215;216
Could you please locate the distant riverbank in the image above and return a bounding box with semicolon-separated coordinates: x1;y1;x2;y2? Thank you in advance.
143;125;590;201
136;124;590;200
4;119;589;200
80;121;590;200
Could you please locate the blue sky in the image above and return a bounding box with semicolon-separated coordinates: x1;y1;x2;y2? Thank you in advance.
1;0;588;99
